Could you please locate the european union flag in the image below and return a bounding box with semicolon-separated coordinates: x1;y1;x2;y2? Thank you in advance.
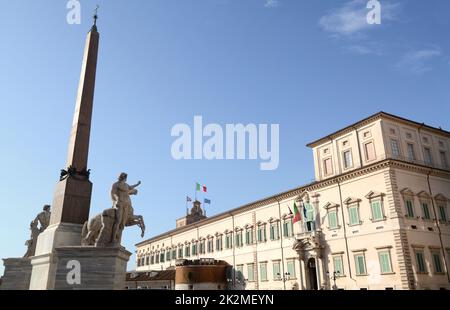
204;198;211;204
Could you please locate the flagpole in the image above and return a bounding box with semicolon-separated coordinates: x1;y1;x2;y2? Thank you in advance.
195;183;197;201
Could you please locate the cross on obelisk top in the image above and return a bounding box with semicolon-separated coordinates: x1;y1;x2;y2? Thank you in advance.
92;5;99;31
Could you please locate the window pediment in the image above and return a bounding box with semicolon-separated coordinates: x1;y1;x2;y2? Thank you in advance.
268;217;279;223
281;213;293;220
435;194;448;202
417;191;431;199
400;188;415;196
323;202;339;210
365;191;385;199
257;220;266;226
344;197;361;205
296;191;310;203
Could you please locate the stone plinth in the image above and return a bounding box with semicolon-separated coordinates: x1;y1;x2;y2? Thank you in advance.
1;258;32;290
30;246;131;290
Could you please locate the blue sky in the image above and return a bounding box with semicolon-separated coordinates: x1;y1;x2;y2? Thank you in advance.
0;0;449;274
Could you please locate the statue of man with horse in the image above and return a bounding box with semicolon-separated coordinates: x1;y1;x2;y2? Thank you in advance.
81;173;145;247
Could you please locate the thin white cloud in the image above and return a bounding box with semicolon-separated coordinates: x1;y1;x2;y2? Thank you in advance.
397;47;442;74
264;0;280;8
343;43;384;55
319;0;400;37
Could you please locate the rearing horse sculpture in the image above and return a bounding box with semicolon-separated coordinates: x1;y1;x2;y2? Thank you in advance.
81;173;146;247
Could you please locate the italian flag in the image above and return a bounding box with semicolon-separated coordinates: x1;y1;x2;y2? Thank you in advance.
293;202;302;224
196;183;207;193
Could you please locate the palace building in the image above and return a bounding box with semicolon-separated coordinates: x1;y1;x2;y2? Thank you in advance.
135;111;450;290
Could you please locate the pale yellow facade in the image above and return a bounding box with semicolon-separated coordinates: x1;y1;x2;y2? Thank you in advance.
136;112;450;290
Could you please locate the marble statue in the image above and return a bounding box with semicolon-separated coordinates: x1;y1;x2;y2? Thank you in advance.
81;173;145;247
24;205;51;257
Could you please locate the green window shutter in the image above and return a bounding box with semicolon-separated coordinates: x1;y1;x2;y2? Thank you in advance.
422;203;431;219
406;200;414;217
270;225;274;240
433;253;442;273
349;206;359;225
371;201;383;221
273;262;280;279
355;255;366;275
287;261;295;278
415;252;426;272
260;263;267;281
438;206;447;221
328;211;337;229
333;256;343;275
379;252;392;273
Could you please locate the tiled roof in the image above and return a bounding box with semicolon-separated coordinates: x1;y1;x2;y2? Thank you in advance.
126;270;175;282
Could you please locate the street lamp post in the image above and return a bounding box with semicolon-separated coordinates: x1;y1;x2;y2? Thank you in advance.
326;271;340;290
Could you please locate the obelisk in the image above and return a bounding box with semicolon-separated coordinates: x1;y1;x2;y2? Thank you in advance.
29;13;100;290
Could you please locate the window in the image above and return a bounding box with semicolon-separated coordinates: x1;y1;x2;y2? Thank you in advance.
389;128;396;135
225;233;233;249
191;243;197;256
257;224;267;242
185;244;190;257
421;202;431;220
270;221;280;240
273;261;281;280
378;251;393;274
328;210;338;229
150;255;155;264
440;151;448;168
354;254;367;275
424;148;433;165
348;205;360;226
432;252;443;273
324;158;333;175
207;238;214;253
364;142;376;161
166;250;171;261
363;131;371;139
406;133;412;139
236;265;244;279
390;139;400;158
199;240;205;254
333;256;344;276
260;262;268;281
155;253;159;263
145;256;149;265
247;264;255;282
160;251;165;263
415;250;427;273
178;246;183;259
371;201;384;221
304;202;315;232
407;143;415;161
172;248;176;260
438;205;447;222
235;230;243;247
343;150;353;169
216;235;223;251
245;227;254;245
283;218;294;237
287;260;296;278
405;199;415;218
